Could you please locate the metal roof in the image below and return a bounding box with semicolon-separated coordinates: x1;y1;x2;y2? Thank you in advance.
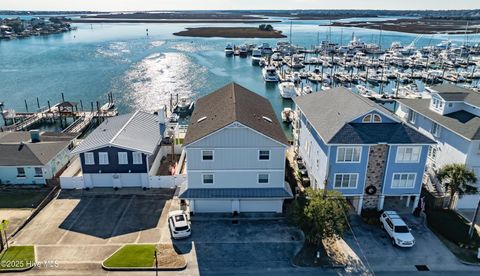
178;182;293;199
71;111;162;155
396;99;480;141
293;87;398;143
183;82;288;146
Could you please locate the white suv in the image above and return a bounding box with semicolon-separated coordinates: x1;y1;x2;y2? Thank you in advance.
380;211;415;247
168;210;191;239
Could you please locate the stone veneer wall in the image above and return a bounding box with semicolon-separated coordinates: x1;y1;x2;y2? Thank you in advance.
363;144;389;209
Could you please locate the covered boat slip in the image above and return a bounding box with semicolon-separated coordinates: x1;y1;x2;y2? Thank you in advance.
179;182;293;213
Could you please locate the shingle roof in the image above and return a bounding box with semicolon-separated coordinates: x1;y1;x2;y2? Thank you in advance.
0;132;74;166
430;84;480;107
330;123;435;144
178;183;293;199
183;83;288;146
397;98;480;140
293;87;397;143
71;111;161;155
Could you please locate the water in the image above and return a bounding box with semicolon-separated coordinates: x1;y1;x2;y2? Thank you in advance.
1;18;478;136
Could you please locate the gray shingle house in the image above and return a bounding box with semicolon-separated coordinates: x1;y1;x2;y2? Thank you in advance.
179;83;293;213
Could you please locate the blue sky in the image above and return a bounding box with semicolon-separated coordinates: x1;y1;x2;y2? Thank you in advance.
2;0;479;11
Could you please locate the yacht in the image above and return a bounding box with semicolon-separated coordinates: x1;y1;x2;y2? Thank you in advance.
251;48;262;65
281;108;295;123
225;43;234;56
239;45;248;57
278;82;297;98
295;85;313;96
260;43;273;56
262;66;279;82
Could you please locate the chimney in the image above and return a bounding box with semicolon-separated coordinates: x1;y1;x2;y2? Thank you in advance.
30;129;41;143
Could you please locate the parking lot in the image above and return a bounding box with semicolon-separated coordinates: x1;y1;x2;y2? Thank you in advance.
344;213;479;273
12;189;174;265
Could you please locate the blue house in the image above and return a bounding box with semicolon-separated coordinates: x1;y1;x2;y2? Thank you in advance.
66;110;165;189
396;84;480;209
293;87;434;214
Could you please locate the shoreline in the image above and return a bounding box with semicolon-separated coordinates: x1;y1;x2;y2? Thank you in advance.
173;27;286;38
325;18;480;35
71;18;281;24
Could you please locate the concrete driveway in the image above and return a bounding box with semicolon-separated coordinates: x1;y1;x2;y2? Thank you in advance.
344;213;480;273
11;189;174;267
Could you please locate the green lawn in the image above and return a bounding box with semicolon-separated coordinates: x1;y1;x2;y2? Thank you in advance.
103;244;156;268
0;189;51;208
0;246;35;270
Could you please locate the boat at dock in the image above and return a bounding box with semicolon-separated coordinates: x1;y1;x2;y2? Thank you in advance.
251;48;262;65
262;66;279;82
281;107;295;123
278;82;297;99
225;43;234;56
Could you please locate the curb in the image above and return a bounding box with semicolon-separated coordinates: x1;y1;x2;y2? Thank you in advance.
0;265;34;274
101;262;187;271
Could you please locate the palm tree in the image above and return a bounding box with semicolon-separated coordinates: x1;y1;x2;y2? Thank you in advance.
437;164;477;209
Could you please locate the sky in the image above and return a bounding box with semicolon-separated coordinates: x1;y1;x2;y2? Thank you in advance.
1;0;479;12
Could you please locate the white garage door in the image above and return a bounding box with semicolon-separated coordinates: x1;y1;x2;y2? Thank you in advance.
240;200;282;213
194;200;231;213
120;174;142;187
90;174;115;187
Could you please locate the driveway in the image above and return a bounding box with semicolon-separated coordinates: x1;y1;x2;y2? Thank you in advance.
344;213;480;273
11;189;174;269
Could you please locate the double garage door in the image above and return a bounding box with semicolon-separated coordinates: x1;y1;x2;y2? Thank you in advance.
88;173;144;188
192;199;282;213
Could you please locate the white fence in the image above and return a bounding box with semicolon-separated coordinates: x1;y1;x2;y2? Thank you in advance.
149;174;187;189
60;158;85;189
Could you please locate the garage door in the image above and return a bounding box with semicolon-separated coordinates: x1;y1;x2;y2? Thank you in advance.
240;200;282;213
90;174;115;187
120;174;142;187
194;200;231;213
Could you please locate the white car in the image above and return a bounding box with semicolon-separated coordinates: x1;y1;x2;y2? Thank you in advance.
380;211;415;247
168;210;191;239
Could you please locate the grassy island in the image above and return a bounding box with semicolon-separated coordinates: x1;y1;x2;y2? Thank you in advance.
173;27;286;38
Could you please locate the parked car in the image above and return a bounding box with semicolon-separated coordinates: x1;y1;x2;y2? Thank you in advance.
168;210;191;239
380;211;415;247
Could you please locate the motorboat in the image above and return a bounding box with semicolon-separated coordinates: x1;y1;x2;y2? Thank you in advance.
225;43;234;55
239;45;248;57
251;48;262;65
262;66;279;82
281;107;295;123
278;82;297;99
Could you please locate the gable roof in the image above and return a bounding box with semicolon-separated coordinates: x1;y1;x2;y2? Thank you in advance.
183;82;288;146
430;84;480;107
397;98;480;140
0;132;76;166
293;87;397;143
330;123;435;144
71;111;161;155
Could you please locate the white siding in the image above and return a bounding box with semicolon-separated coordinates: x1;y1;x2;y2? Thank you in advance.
240;200;283;213
298;119;328;189
187;170;284;189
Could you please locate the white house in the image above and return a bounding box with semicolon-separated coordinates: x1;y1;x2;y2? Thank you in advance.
396;84;480;209
179;83;293;213
0;130;77;185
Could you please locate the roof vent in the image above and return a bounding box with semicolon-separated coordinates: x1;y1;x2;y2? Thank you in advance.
262;116;272;123
197;116;207;123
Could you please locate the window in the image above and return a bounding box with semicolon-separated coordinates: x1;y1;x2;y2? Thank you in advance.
133;152;143;164
16;167;26;178
396;146;421;163
407;109;416;124
392;173;416;188
431;122;441;137
259;150;270;160
34;167;43;177
98;152;109;165
258;173;269;184
337;147;361;163
362;114;372;123
362;114;382;123
334;174;358;188
202;174;214;185
448;103;453;107
84;152;95;165
118;152;128;165
428;146;437;160
202;150;214;161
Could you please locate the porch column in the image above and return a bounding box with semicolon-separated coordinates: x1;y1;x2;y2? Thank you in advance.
377;195;385;211
357;196;363;215
412;196;420;213
406;196;411;207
